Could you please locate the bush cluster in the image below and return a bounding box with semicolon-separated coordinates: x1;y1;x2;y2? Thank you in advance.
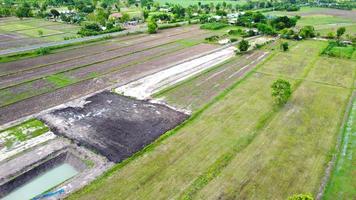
200;22;228;30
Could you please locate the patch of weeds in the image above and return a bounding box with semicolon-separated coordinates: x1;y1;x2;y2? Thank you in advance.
0;119;49;148
4;139;14;149
45;74;77;88
177;39;201;47
82;159;95;168
205;35;220;42
200;23;228;30
321;41;355;59
35;47;51;56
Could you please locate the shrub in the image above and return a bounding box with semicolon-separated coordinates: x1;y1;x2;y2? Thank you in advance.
257;23;276;36
148;19;158;34
322;41;355;59
238;39;250;52
230;38;238;43
200;22;228;30
205;35;220;42
271;79;291;105
288;194;314;200
336;27;346;39
228;29;243;36
280;42;289;51
299;26;316;38
35;47;50;55
326;32;335;39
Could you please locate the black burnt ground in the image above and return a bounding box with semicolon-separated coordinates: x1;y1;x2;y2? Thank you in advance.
40;91;189;163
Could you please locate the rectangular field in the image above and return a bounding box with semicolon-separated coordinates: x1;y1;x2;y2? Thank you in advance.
0;17;80;50
0;25;221;125
323;97;356;199
67;40;355;200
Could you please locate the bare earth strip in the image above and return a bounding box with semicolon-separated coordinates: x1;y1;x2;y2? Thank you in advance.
0;42;185;107
0;43;217;125
0;29;206;89
0;29;214;107
157;50;269;110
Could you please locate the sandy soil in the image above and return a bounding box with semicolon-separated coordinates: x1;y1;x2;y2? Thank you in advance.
116;46;236;99
159;50;269;110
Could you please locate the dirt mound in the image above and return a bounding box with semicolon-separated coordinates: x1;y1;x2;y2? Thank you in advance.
40;91;189;163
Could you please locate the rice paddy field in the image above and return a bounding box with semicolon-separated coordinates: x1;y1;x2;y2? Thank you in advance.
0;17;80;50
67;38;356;199
0;25;228;125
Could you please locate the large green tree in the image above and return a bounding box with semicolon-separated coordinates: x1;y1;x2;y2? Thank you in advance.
15;2;32;19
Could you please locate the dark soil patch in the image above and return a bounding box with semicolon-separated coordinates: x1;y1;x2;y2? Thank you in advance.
40;91;188;163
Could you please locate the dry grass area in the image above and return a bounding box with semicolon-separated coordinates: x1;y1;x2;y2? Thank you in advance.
68;39;356;199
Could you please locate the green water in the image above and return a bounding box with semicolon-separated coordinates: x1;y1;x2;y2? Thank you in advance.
2;163;78;200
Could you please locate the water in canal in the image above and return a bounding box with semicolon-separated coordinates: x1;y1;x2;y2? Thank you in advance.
2;163;78;200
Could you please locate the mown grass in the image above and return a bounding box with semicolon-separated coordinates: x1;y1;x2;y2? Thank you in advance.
67;40;355;199
197;81;350;199
45;74;77;87
323;97;356;200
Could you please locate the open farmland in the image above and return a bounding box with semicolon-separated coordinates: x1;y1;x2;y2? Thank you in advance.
155;0;246;7
0;17;80;50
265;7;356;38
67;37;356;200
323;96;356;200
0;25;221;125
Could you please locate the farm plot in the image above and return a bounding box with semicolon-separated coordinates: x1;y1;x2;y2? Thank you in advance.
0;43;217;125
40;91;188;163
156;50;269;110
323;97;356;199
0;27;214;107
68;40;355;200
265;7;356;38
0;17;80;50
0;42;184;107
265;7;356;20
0;25;200;76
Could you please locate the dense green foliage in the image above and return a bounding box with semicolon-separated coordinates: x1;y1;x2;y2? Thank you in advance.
322;42;355;59
200;22;228;30
147;18;158;33
281;42;289;51
271;79;291;105
78;22;123;36
238;39;250;52
288;194;314;200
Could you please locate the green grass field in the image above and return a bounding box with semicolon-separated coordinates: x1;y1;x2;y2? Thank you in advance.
0;17;80;42
265;7;356;38
68;40;356;199
323;97;356;199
